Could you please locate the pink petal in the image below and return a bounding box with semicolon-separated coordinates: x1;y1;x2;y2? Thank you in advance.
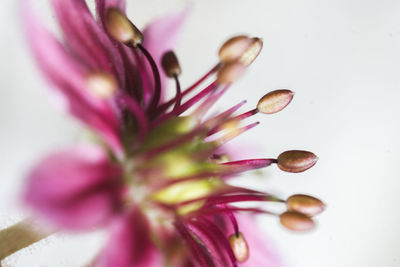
24;145;123;230
96;207;162;267
236;215;283;267
142;9;189;101
51;0;126;87
22;3;123;154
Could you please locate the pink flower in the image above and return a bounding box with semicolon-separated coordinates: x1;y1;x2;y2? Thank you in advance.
23;0;324;266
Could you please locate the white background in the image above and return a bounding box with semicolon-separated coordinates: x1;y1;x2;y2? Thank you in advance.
1;0;400;266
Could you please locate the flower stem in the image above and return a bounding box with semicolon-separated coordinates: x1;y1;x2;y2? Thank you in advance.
0;219;52;261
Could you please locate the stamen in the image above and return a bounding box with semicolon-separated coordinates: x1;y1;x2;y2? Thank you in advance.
161;51;182;110
137;44;162;111
279;211;315;232
221;158;277;173
286;194;325;217
238;37;263;66
218;35;253;63
257;89;294;114
161;51;182;78
223;206;239;236
215;122;259;145
117;94;149;143
153;63;221;117
173;75;182;110
86;71;117;99
216;62;246;85
228;232;249;263
105;8;143;47
277;150;318;173
154;82;219;126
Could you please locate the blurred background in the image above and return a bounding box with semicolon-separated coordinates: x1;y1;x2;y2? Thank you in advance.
1;0;400;266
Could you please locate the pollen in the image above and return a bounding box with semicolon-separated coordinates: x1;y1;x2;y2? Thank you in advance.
105;8;143;46
161;51;182;78
280;211;315;232
257;89;294;114
218;35;253;63
86;72;117;99
239;37;263;66
286;194;325;217
228;232;249;262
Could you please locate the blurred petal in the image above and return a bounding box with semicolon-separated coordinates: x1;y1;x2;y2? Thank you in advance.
142;9;188;98
96;207;162;267
236;215;283;267
22;3;122;153
24;145;123;230
51;0;126;86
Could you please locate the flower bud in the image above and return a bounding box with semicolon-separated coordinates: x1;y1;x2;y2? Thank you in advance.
216;62;246;85
105;8;143;46
280;211;315;231
228;232;249;262
86;72;117;99
257;89;294;114
238;37;263;66
286;194;325;216
218;35;253;63
277;150;317;173
161;51;181;78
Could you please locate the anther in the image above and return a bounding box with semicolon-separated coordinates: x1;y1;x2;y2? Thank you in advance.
86;72;117;99
228;232;249;262
161;51;182;78
257;89;294;114
218;35;253;63
277;150;318;173
286;194;325;217
238;37;263;66
105;8;143;47
216;62;246;85
280;211;315;232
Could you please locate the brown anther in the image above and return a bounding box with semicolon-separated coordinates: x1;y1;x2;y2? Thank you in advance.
257;89;294;114
280;211;315;232
86;72;117;99
216;62;246;85
238;37;263;66
277;150;318;173
228;232;249;262
161;51;181;78
218;35;253;63
287;194;325;216
105;8;143;46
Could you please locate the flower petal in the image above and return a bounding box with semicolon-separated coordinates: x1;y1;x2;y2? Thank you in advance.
96;207;162;267
142;9;188;100
51;0;126;86
22;3;122;153
24;145;123;230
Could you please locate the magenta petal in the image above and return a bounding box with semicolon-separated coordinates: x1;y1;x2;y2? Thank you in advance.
24;145;123;230
22;4;122;154
51;0;126;86
142;9;188;99
235;215;283;267
96;207;162;267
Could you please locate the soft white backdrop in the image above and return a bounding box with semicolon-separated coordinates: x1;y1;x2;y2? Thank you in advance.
1;0;400;266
